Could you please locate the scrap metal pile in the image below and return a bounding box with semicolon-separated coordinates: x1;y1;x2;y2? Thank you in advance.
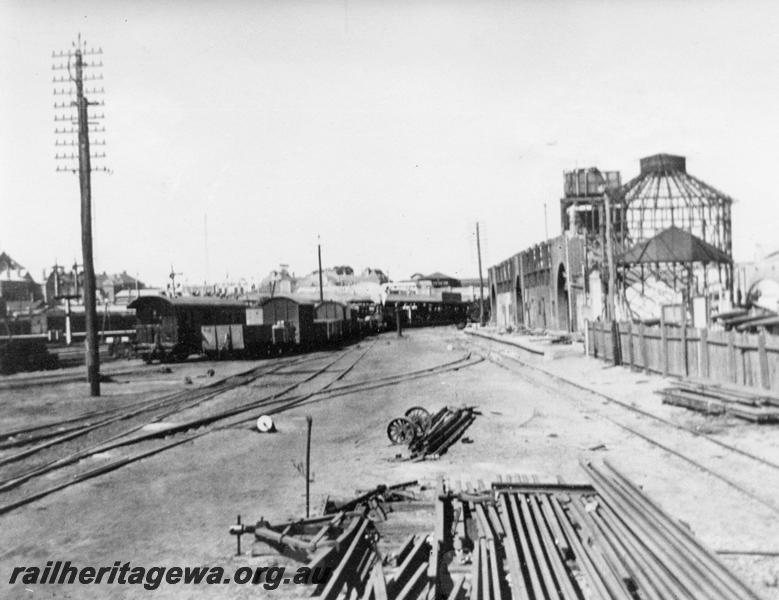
386;406;478;460
660;377;779;423
229;481;423;600
229;464;760;599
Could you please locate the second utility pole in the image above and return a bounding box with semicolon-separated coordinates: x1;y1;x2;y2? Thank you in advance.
476;222;485;326
317;238;324;303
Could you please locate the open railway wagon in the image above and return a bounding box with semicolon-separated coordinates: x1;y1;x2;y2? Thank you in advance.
129;296;248;362
383;294;469;330
0;338;58;374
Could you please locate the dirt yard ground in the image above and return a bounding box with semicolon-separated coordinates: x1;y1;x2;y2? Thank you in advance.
1;327;777;599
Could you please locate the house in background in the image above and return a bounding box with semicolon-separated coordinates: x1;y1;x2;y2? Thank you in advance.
0;251;44;314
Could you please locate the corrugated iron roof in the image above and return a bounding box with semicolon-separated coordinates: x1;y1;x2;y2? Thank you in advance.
617;226;731;265
128;296;251;309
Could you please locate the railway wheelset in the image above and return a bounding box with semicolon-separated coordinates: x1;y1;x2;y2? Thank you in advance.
386;407;432;445
386;405;478;460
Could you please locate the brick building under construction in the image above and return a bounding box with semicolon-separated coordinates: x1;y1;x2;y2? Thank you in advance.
488;153;735;332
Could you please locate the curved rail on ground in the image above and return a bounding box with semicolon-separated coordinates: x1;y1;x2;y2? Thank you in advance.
0;349;356;493
469;339;779;515
0;346;482;515
0;354;315;463
464;334;779;471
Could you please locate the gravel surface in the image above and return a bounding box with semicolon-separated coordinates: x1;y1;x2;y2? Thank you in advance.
0;327;777;599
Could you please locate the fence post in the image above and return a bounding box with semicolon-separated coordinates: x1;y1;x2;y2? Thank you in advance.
611;320;622;366
584;319;592;356
757;330;770;390
626;320;634;368
600;320;607;360
727;329;737;384
660;313;669;377
699;327;709;379
680;318;688;378
584;319;590;356
639;322;648;373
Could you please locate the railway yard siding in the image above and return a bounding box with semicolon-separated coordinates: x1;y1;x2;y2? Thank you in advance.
0;328;777;599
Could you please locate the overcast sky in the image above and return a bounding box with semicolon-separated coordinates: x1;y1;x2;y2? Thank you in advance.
1;0;778;288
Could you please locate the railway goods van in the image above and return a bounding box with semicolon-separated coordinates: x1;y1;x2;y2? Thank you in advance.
383;295;469;330
131;294;363;362
243;296;305;354
313;300;349;346
129;296;247;362
347;298;385;334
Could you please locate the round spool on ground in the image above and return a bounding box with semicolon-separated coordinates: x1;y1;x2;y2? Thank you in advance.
256;415;276;433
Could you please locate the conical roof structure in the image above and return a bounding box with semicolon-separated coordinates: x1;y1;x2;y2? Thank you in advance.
618;226;731;265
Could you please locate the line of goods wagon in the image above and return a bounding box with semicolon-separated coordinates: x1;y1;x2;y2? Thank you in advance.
383;293;470;329
128;295;382;363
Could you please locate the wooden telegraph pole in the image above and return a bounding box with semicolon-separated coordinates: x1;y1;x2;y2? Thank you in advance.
476;222;485;326
603;191;617;322
54;35;108;397
317;237;324;303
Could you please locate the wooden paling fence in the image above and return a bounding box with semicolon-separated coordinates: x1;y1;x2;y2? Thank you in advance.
586;319;779;392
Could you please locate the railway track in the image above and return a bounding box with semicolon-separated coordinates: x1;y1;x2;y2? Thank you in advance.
466;336;779;515
0;353;316;461
0;349;352;489
0;346;368;514
0;340;482;516
0;364;153;391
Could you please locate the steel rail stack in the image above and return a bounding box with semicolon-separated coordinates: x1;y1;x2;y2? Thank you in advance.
660;378;779;423
226;467;761;600
457;464;762;600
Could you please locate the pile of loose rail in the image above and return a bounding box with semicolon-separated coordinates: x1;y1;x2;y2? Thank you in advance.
660;377;779;423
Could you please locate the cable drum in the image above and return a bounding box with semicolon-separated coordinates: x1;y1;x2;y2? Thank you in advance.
256;415;276;433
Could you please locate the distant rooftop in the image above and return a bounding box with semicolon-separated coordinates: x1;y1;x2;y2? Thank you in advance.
0;252;24;272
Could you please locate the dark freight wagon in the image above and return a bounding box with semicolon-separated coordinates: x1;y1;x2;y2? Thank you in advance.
313;300;349;345
129;294;368;362
251;296;315;348
383;294;469;329
129;296;247;362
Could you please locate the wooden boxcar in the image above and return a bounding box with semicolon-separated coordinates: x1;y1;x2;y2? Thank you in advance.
313;300;348;345
383;294;469;330
347;298;384;335
129;296;247;362
246;296;315;351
